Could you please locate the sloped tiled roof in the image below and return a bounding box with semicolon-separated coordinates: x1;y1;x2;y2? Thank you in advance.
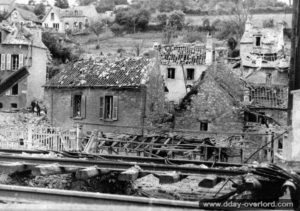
159;43;206;65
44;57;154;88
6;7;40;23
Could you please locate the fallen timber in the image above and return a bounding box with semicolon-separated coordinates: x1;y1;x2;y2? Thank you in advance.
0;148;244;167
0;154;246;176
0;184;199;211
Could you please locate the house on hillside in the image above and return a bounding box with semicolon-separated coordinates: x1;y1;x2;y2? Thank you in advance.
0;23;48;110
0;0;16;13
41;6;64;32
157;35;214;105
5;7;40;25
44;57;165;134
60;5;99;32
175;61;245;133
240;19;289;127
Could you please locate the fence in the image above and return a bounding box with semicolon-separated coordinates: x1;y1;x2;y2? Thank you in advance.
0;124;286;164
0;125;77;151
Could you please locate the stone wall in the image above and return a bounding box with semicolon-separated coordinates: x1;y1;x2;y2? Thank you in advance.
45;88;145;134
175;77;244;133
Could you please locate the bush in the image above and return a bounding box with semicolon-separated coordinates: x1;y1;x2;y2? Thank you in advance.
110;23;125;36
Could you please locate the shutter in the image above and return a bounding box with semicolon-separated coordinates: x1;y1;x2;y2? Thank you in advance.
6;54;11;70
19;54;23;68
81;95;86;119
1;54;5;70
99;96;104;120
112;96;118;121
70;94;74;118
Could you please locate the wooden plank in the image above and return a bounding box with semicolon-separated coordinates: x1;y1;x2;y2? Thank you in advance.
124;136;137;149
156;171;180;184
156;138;171;155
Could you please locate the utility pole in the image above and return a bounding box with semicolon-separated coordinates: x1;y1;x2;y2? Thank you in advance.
288;0;299;125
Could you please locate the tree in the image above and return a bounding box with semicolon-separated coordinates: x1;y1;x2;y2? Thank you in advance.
157;13;168;27
42;32;77;63
168;10;185;30
110;23;125;36
34;3;46;19
95;0;115;13
54;0;69;9
115;8;150;33
77;0;96;6
89;19;105;48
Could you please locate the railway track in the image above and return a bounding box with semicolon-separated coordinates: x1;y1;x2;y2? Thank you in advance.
0;148;243;167
0;184;199;211
0;153;246;176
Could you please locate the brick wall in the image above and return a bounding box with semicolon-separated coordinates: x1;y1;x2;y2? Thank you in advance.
45;88;145;134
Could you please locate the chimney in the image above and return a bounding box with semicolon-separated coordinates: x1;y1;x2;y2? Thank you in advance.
205;33;213;65
245;17;252;32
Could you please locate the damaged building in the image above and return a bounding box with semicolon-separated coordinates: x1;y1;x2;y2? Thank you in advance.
44;57;165;133
240;18;289;127
157;35;214;106
0;23;48;110
175;61;245;133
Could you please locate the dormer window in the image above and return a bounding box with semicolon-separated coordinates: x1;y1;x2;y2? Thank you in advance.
255;36;261;47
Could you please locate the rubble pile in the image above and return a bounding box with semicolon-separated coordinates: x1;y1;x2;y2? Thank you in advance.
134;174;234;201
0;112;50;127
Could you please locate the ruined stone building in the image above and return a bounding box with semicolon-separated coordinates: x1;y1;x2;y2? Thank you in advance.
240;19;289;127
175;61;245;133
0;23;48;110
157;35;214;106
44;57;165;133
5;7;40;26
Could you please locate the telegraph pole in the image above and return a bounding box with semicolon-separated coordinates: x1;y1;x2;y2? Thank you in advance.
288;0;300;125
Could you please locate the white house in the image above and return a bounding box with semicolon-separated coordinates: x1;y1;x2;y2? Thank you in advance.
41;6;64;33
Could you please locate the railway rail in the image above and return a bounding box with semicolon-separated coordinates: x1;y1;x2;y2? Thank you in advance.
0;184;199;211
0;153;246;176
0;148;243;167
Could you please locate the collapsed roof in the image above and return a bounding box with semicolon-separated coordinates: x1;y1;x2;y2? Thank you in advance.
159;43;206;66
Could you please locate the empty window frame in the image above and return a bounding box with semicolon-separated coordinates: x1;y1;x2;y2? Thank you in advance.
167;68;175;79
73;95;82;117
12;84;18;95
187;68;195;80
11;103;17;108
200;121;208;131
255;36;261;47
